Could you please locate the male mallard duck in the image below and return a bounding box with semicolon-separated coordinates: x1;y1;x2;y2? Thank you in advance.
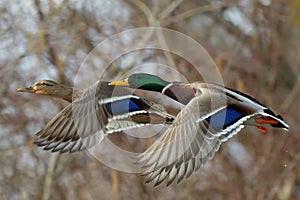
18;80;175;153
110;73;289;186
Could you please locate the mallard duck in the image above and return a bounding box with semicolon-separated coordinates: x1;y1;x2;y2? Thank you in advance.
18;80;175;153
110;73;289;186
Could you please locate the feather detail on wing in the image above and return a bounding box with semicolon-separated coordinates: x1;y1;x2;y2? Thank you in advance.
136;85;269;186
35;82;111;152
135;94;224;186
35;81;175;153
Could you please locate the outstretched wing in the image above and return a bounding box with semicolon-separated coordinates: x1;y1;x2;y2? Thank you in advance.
135;82;289;186
136;88;252;186
35;81;174;153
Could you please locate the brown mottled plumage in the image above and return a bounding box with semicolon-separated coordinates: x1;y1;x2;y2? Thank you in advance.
18;80;174;153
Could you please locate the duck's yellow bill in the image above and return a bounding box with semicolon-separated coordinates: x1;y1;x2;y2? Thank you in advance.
109;78;129;86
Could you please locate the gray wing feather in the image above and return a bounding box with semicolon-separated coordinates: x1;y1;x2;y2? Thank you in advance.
35;82;119;152
137;93;224;186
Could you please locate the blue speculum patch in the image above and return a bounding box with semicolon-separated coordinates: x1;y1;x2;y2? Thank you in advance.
106;98;142;115
206;106;244;130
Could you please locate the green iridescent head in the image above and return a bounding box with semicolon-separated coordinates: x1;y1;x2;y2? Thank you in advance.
109;73;170;92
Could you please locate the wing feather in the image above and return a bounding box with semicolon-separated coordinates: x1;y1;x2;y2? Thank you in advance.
137;91;226;186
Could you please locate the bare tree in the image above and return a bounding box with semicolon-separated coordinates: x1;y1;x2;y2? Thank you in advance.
0;0;299;199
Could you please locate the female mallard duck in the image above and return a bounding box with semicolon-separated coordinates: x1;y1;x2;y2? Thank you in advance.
110;73;289;186
18;80;174;153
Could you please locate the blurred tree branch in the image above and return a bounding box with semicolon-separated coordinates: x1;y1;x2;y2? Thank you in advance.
1;0;299;199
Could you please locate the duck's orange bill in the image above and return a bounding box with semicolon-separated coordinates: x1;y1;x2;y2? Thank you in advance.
17;87;36;93
255;117;279;125
256;126;268;133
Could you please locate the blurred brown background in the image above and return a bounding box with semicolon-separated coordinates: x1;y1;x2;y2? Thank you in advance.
1;0;299;199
